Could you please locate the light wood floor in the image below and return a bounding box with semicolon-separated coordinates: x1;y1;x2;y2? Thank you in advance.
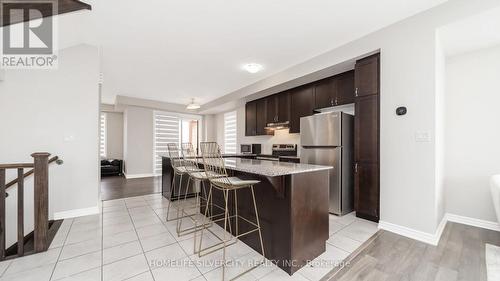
329;222;500;281
100;175;162;201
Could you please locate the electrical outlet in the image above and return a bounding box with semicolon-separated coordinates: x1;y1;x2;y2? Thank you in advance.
415;131;431;142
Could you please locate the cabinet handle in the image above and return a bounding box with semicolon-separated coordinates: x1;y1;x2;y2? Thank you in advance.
355;88;359;97
355;163;358;173
335;98;338;105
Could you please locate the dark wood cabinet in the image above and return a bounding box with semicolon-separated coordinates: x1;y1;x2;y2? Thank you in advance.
355;55;379;97
337;70;355;104
354;162;379;220
246;99;273;136
245;101;257;136
314;77;337;109
354;53;380;222
266;92;290;124
266;95;278;124
278;92;291;123
289;85;314;134
256;98;270;135
354;95;378;163
314;71;355;110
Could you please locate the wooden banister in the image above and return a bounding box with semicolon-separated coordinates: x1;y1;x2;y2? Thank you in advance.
0;163;33;169
0;152;61;260
32;153;50;252
5;156;61;189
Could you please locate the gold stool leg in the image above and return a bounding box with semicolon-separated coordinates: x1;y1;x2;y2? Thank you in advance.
166;172;182;222
222;188;230;281
197;183;213;256
176;175;192;234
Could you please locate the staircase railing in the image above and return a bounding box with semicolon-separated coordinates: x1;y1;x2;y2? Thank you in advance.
0;153;62;260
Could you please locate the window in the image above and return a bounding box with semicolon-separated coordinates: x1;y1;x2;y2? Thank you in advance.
100;113;106;157
153;111;201;175
154;112;180;175
224;111;237;154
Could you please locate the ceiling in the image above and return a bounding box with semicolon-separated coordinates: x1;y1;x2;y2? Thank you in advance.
439;6;500;57
90;0;449;107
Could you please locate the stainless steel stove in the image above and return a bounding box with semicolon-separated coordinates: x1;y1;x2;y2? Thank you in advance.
256;144;298;162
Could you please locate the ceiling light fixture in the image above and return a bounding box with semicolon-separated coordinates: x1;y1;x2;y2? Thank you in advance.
186;98;200;110
242;63;263;74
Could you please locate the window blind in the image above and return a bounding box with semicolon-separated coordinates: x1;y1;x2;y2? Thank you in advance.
100;113;106;157
224;111;237;154
154;112;180;175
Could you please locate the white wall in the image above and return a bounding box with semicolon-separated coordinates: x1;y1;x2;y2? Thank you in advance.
444;45;500;223
207;0;500;239
123;106;154;176
105;112;124;159
435;33;446;227
203;114;217;142
0;44;100;245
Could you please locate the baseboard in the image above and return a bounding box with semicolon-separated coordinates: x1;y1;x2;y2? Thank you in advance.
124;173;155;179
378;220;443;245
53;206;100;220
445;213;500;232
379;213;498;246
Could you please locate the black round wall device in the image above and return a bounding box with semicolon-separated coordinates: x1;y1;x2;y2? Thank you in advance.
396;106;407;116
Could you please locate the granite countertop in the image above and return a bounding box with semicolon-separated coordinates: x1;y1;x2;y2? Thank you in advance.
162;153;255;159
221;157;332;177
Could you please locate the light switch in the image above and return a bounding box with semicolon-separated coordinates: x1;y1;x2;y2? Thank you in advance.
415;131;431;142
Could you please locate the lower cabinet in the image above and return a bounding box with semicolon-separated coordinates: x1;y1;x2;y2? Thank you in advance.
354;162;379;221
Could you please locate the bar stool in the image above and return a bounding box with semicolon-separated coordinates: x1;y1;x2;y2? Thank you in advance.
176;143;215;241
197;142;265;281
165;143;193;222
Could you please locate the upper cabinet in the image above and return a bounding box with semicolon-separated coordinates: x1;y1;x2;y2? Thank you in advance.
255;98;270;135
245;101;257;136
245;70;354;135
314;71;355;110
245;98;273;136
266;92;290;124
314;77;337;109
355;57;379;97
337;70;355;104
290;85;314;134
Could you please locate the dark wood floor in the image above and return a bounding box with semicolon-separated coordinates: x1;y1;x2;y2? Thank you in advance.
100;176;162;201
328;222;500;281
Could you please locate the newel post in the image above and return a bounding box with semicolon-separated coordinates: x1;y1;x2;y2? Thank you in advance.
31;152;50;252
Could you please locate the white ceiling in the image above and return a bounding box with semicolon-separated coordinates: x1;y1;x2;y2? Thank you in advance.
439;6;500;57
90;0;449;106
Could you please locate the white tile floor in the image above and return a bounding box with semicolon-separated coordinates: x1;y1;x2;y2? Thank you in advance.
0;193;378;281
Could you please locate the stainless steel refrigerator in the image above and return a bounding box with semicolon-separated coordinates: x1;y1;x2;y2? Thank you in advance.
300;112;354;215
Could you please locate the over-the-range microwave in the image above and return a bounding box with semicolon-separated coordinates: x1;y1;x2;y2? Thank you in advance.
240;144;261;155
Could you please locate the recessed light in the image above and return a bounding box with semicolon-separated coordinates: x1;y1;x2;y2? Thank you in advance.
186;98;200;110
242;63;263;74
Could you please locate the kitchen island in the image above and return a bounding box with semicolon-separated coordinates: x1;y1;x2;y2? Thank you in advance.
162;157;332;275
